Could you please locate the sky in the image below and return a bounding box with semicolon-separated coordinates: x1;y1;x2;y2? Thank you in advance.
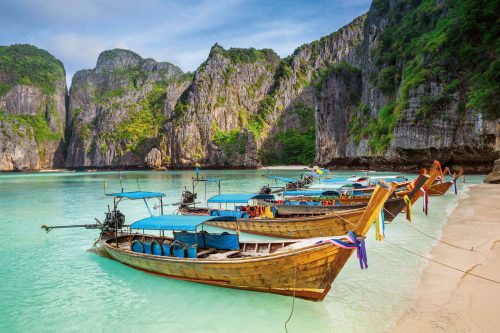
0;0;371;87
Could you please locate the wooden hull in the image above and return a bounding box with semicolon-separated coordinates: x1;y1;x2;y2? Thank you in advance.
266;198;403;223
101;237;344;301
428;181;453;195
428;168;462;196
206;208;365;238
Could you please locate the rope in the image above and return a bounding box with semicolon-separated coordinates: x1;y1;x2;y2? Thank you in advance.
383;206;396;219
403;222;478;252
326;210;357;227
284;265;297;333
386;240;500;285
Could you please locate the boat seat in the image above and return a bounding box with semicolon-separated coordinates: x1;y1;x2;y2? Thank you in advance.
196;248;216;257
207;250;240;260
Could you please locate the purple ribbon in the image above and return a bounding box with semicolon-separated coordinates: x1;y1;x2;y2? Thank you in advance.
316;231;368;269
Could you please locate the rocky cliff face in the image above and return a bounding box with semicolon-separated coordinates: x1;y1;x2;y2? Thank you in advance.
163;14;366;168
65;49;188;168
315;0;499;171
0;44;66;171
162;45;280;167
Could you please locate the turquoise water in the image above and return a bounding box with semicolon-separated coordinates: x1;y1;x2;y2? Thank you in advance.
0;170;483;332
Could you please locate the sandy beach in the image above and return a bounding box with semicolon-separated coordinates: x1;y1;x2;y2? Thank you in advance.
390;184;500;332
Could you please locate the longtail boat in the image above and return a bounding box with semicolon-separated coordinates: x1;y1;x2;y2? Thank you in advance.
395;160;443;204
263;174;429;223
42;183;394;301
181;193;369;238
427;167;462;196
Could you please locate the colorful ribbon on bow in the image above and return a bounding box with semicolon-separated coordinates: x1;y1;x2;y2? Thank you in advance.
421;187;429;215
403;195;412;222
316;231;368;269
447;168;458;195
375;209;385;241
436;161;445;184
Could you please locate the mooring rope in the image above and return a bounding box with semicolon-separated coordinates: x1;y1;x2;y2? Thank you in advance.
325;210;356;227
386;240;500;285
284;265;297;333
403;222;478;252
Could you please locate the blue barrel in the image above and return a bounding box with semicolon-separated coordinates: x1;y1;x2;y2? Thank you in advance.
173;246;185;258
151;242;162;256
143;242;152;254
187;245;197;258
162;244;170;256
131;241;144;253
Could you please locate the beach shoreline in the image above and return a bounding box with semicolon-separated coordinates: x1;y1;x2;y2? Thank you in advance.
390;184;500;333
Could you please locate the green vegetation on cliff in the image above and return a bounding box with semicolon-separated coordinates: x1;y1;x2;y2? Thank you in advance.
349;103;396;154
0;44;64;95
0;111;60;143
104;83;167;153
210;43;278;64
260;104;316;165
372;0;499;120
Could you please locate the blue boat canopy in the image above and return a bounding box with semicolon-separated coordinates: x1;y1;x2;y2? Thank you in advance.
267;176;297;183
283;190;340;197
284;190;324;196
321;177;355;183
106;191;166;199
129;215;236;231
207;193;274;203
205;178;222;182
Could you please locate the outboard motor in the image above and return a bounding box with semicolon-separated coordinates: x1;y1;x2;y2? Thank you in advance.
181;191;197;205
102;210;125;232
259;186;272;195
303;174;314;185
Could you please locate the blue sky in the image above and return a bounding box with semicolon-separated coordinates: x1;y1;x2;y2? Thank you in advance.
0;0;371;86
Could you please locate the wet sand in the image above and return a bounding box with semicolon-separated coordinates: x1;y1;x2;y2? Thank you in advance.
390;184;500;332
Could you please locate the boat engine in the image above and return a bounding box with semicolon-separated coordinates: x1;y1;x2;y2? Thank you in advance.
303;174;314;184
102;210;125;231
259;186;272;195
181;191;197;205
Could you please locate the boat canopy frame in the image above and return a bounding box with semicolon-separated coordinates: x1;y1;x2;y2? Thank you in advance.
129;215;240;250
191;175;223;208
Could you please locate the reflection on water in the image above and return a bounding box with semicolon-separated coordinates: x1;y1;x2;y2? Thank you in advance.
0;170;483;332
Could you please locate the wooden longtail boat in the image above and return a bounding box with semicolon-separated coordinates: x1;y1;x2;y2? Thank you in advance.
395;160;443;204
427;167;463;196
264;174;429;223
96;183;396;301
205;208;365;238
180;194;369;238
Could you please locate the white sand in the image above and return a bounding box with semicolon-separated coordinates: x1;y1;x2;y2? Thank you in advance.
390;184;500;332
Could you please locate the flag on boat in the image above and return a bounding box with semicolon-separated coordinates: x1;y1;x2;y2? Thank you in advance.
195;163;201;174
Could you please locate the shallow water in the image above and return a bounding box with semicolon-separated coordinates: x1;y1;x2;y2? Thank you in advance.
0;170;483;332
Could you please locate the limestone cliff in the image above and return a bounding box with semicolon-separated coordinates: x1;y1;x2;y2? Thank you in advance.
315;0;499;171
0;45;66;171
163;14;366;168
65;49;188;168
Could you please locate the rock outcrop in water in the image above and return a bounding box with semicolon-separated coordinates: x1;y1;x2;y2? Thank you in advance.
1;0;498;172
0;45;66;171
484;159;500;184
